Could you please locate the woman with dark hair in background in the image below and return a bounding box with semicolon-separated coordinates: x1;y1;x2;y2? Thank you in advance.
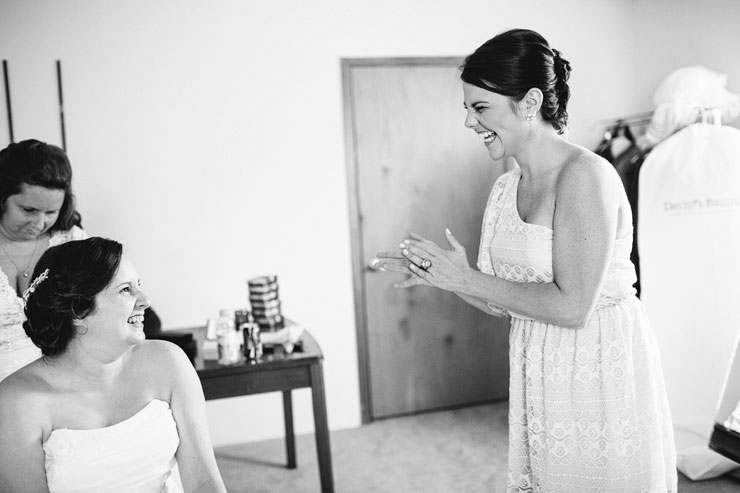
0;139;86;382
0;237;226;492
374;29;676;491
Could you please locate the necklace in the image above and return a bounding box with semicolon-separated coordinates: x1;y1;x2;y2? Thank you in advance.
0;237;41;278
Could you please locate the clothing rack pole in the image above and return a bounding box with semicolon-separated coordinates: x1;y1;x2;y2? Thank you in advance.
600;111;654;126
56;60;66;151
2;60;14;143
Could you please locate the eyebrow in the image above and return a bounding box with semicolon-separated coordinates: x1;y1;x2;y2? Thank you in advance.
463;101;488;109
114;279;140;289
19;204;60;212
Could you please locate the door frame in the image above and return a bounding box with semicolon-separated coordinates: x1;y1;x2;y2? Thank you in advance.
341;57;463;423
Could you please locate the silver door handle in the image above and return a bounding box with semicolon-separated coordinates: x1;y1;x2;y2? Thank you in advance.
365;258;380;272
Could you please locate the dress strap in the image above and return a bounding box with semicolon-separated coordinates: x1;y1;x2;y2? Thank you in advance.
477;172;513;272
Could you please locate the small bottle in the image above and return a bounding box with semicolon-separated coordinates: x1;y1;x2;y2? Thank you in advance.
234;309;250;353
216;309;235;335
216;309;240;365
243;320;262;362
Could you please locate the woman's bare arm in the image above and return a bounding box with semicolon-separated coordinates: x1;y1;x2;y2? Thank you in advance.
0;379;50;492
455;292;508;317
155;342;226;492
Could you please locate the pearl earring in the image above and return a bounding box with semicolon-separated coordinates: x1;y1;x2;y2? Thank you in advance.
525;113;535;122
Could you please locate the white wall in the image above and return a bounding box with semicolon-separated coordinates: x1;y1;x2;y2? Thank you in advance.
633;0;740;122
1;0;737;446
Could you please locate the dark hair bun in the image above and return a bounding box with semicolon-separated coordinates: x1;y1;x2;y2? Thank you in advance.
23;273;87;356
551;48;572;133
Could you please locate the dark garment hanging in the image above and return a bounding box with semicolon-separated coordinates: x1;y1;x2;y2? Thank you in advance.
595;121;636;161
612;144;648;297
595;133;617;162
594;121;649;296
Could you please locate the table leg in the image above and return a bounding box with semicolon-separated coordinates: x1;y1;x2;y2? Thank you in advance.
310;361;334;493
282;390;296;469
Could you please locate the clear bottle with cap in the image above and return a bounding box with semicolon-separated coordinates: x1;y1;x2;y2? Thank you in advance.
215;309;234;335
216;308;240;365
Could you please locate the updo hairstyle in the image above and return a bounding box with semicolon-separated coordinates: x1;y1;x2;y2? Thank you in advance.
0;139;82;231
23;237;123;356
460;29;572;134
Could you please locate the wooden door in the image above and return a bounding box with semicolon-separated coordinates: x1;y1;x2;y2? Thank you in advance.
343;58;510;422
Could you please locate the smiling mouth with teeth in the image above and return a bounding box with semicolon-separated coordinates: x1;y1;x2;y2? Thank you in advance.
478;131;497;144
127;315;144;325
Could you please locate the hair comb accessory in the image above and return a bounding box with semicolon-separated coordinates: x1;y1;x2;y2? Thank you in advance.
22;268;50;306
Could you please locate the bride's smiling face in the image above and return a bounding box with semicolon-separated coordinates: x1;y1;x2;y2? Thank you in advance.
80;255;150;351
462;82;528;161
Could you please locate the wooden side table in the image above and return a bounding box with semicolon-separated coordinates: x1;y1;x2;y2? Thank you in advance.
168;325;334;493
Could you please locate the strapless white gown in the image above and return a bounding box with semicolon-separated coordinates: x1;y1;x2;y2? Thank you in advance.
43;399;183;493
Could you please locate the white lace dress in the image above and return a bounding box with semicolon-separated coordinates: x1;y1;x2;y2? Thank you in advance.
0;226;86;381
478;169;677;492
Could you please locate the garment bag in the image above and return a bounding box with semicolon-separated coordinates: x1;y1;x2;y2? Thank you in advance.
639;122;740;479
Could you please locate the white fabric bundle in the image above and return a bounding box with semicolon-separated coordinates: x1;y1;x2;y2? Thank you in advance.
645;66;740;145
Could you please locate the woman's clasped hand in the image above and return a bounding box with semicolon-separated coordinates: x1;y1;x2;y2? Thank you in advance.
374;230;473;291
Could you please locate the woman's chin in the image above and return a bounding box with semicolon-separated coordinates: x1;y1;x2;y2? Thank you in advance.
128;324;146;341
486;147;505;162
15;231;44;241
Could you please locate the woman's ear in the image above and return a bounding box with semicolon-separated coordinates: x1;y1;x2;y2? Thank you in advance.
71;302;90;335
72;319;90;336
519;88;543;119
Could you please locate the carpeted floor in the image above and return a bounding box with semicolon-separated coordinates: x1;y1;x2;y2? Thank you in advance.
215;401;740;492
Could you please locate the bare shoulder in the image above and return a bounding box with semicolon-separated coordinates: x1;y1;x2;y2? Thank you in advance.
131;339;193;372
0;372;34;412
126;340;197;399
0;364;51;428
556;146;617;198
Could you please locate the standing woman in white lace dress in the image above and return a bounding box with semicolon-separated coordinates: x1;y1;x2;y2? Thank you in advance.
374;29;676;491
0;140;86;382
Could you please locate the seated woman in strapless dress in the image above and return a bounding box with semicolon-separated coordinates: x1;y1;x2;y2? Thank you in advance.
0;237;226;492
